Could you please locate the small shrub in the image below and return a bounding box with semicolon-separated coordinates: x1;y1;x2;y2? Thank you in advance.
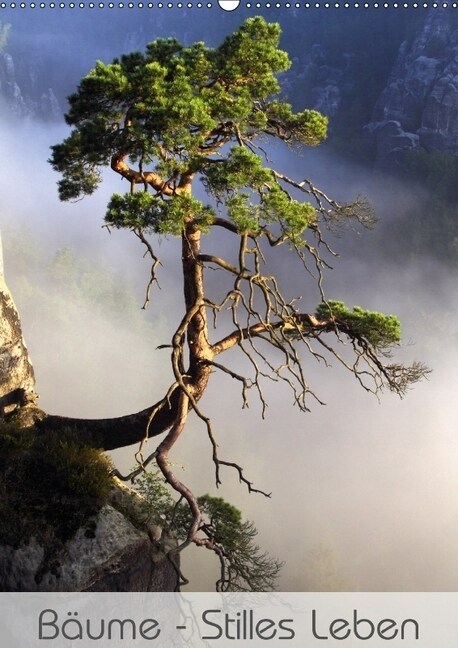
134;470;282;591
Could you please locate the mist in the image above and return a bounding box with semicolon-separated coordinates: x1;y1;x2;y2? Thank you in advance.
1;9;457;593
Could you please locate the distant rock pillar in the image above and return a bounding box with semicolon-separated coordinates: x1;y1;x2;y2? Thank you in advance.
0;231;36;416
0;230;3;277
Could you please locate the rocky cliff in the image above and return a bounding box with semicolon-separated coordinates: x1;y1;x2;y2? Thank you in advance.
0;249;36;416
0;51;60;120
0;252;178;592
282;43;355;120
365;10;458;168
4;9;458;169
0;480;178;592
279;10;458;169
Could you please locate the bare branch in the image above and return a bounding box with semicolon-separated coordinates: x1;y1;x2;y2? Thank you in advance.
202;359;253;409
272;170;376;228
133;227;162;309
218;460;272;497
198;254;251;278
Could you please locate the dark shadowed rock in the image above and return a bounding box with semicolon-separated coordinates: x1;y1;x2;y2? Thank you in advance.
282;43;353;120
0;250;178;592
363;120;419;170
366;10;458;166
0;481;178;592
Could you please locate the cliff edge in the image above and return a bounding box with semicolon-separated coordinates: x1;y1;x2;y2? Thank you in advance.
0;243;177;592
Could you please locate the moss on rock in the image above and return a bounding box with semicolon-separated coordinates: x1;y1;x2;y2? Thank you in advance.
0;422;113;549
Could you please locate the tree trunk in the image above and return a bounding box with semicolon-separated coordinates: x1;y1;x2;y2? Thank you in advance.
181;223;213;394
6;217;215;453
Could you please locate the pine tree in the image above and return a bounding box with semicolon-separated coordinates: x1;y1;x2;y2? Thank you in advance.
46;17;428;588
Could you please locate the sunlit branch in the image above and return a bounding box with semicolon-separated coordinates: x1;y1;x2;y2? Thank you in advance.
211;217;289;247
198;254;251;278
203;359;253;409
111;153;195;196
211;313;336;355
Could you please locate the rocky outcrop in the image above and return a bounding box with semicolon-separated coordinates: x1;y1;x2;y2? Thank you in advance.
0;53;30;117
0;481;178;592
0;258;36;416
365;10;458;168
305;45;347;118
363;119;420;170
283;44;355;120
0;52;61;120
0;248;177;592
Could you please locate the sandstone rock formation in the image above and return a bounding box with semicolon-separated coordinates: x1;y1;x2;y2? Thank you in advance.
283;43;353;121
0;51;61;120
0;244;36;416
0;238;178;592
0;481;178;592
365;10;458;168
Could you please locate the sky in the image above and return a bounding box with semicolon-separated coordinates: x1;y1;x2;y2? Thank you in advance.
0;6;457;592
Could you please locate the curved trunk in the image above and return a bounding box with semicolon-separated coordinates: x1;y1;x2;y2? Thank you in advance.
39;395;182;451
37;201;214;453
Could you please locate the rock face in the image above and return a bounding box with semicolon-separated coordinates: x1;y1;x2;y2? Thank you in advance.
0;482;178;592
365;10;458;168
0;248;177;592
284;44;354;121
0;51;61;120
0;255;36;416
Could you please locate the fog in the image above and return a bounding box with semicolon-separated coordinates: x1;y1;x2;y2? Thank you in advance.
1;9;457;592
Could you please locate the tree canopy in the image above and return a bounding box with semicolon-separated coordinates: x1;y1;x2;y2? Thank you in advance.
46;16;428;589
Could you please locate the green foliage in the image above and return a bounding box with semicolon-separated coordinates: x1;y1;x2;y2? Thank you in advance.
261;184;316;239
216;17;290;97
50;17;289;198
266;101;328;146
226;193;261;233
197;495;283;592
203;146;316;236
134;469;176;528
134;470;282;591
198;495;242;545
223;184;316;238
50;130;103;201
105;191;215;235
316;300;401;349
0;423;113;549
204;147;272;197
50;16;327;247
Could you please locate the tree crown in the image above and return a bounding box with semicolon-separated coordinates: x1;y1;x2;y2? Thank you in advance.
50;16;327;243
